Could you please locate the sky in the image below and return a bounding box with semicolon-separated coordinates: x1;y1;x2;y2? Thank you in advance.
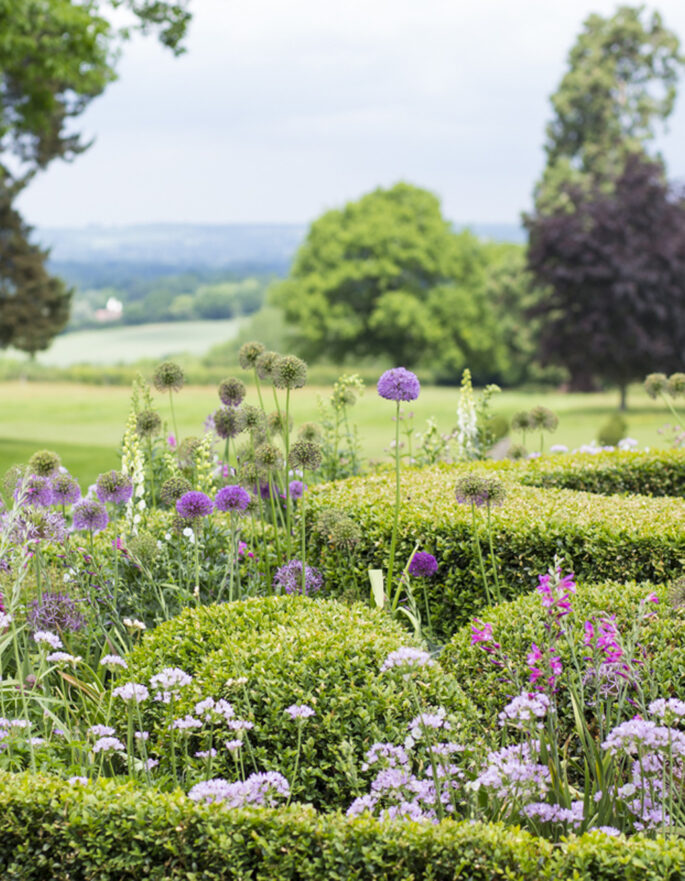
16;0;685;229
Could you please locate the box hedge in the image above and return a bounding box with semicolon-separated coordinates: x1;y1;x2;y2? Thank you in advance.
304;463;685;639
118;596;479;810
1;772;685;880
439;579;685;737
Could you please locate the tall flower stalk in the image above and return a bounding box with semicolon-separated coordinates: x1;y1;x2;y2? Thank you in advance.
377;367;420;597
454;475;506;605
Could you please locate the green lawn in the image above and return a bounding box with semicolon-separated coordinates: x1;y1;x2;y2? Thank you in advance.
0;380;676;488
7;319;244;367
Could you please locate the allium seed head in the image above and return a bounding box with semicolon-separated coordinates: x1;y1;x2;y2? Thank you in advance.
218;377;246;407
644;372;668;399
288;440;323;471
255;351;281;381
28;450;61;477
272;355;307;390
213;407;245;439
50;473;81;505
136;409;162;437
668;373;685;397
72;499;109;533
238;341;266;370
160;475;193;507
96;471;134;505
152;361;185;393
254;442;283;472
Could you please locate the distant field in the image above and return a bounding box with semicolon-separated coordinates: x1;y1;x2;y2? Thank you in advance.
9;320;245;367
0;380;676;488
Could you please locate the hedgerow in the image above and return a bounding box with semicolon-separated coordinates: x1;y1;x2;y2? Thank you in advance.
305;463;685;638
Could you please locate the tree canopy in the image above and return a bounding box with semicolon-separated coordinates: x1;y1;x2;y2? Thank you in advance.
270;182;516;383
535;5;684;211
0;0;191;354
526;155;685;407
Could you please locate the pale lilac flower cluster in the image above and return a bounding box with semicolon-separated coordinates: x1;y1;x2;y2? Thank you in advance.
498;692;551;730
284;704;315;720
380;647;434;673
150;667;192;691
46;651;81;665
112;682;149;703
522;800;584;829
100;654;128;669
362;742;409;771
88;725;116;737
194;697;235;722
272;559;323;595
406;709;450;748
188;772;290;807
602;718;685;756
171;715;203;731
470;742;550;803
33;631;62;650
92;736;126;754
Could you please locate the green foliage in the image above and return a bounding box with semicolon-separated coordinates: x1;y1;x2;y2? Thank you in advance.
521;449;685;497
440;580;685;736
305;458;685;638
121;596;477;809
2;771;685;879
597;413;628;447
270;183;512;383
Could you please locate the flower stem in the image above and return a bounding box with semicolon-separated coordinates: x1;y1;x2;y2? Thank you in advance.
386;400;402;597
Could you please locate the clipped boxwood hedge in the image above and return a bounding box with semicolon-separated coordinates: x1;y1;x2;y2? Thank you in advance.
2;772;685;880
305;463;685;639
119;596;478;810
520;449;685;497
439;580;685;736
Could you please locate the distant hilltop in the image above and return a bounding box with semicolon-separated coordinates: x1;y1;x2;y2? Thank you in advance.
37;222;525;270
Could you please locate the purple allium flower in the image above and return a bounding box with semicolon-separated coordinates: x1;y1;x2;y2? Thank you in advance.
72;499;109;533
285;704;315;720
176;491;213;519
50;473;81;505
362;743;410;771
215;485;251;513
15;475;53;508
288;480;307;500
408;552;438;578
95;471;134;505
27;592;86;634
380;647;434;673
272;559;323;595
377;367;420;402
112;683;149;703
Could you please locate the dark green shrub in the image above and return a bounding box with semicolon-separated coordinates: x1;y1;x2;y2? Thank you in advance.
120;596;478;810
305;463;685;638
1;771;683;880
439;580;685;736
596;413;627;447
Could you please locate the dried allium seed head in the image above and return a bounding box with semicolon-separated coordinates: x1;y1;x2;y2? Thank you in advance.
272;355;308;390
136;409;162;438
644;372;668;399
153;361;185;393
28;450;61;477
238;341;266;370
218;377;246;407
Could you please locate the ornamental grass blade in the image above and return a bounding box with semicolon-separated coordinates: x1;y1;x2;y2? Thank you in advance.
368;569;385;608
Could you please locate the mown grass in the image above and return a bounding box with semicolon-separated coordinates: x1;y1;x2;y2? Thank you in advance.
0;379;676;488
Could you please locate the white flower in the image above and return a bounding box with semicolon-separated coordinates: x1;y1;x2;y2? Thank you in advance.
133;514;142;525
0;612;12;629
33;631;63;650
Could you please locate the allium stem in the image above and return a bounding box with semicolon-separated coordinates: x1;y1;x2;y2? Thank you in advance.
300;470;307;595
486;503;502;603
659;392;684;430
386;400;402;597
168;389;180;450
470;502;492;606
284;388;292;558
252;368;265;411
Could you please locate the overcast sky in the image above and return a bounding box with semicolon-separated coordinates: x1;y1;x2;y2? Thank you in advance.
16;0;685;228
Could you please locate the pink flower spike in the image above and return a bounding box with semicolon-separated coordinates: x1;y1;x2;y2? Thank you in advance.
644;592;659;604
471;620;494;645
167;434;176;448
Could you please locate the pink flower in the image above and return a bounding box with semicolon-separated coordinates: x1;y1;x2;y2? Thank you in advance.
471;620;494;645
167;434;177;448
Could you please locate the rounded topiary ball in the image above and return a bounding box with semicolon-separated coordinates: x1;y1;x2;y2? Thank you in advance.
120;596;477;810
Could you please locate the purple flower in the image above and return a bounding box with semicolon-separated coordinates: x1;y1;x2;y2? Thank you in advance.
27;592;86;634
112;683;149;703
536;569;576;619
50;473;81;506
408;552;438;578
272;559;323;595
498;692;550;729
288;480;307;500
176;491;213;519
92;736;126;754
15;475;53;508
95;471;134;505
285;704;315;720
377;367;420;402
215;485;251;513
380;647;434;673
72;499;109;533
188;772;290;807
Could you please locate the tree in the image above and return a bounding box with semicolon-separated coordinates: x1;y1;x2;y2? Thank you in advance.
525;155;685;409
0;188;72;356
270;182;508;382
0;0;191;352
535;5;684;211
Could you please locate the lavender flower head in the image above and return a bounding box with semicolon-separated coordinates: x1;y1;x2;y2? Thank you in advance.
95;470;133;505
408;552;438;578
72;499;109;533
188;772;290;807
50;473;81;505
272;559;323;595
215;485;251;513
288;480;307;500
285;704;315;720
28;592;86;634
377;368;420;402
176;491;213;519
15;475;53;508
112;682;149;703
381;647;434;673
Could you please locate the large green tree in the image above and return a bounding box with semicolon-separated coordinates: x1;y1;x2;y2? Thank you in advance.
0;0;191;354
534;5;683;211
270;182;510;382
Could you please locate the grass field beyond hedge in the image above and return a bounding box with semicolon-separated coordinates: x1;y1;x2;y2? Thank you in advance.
0;379;677;486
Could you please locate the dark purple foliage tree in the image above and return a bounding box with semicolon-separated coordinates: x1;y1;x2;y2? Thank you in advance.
525;155;685;409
